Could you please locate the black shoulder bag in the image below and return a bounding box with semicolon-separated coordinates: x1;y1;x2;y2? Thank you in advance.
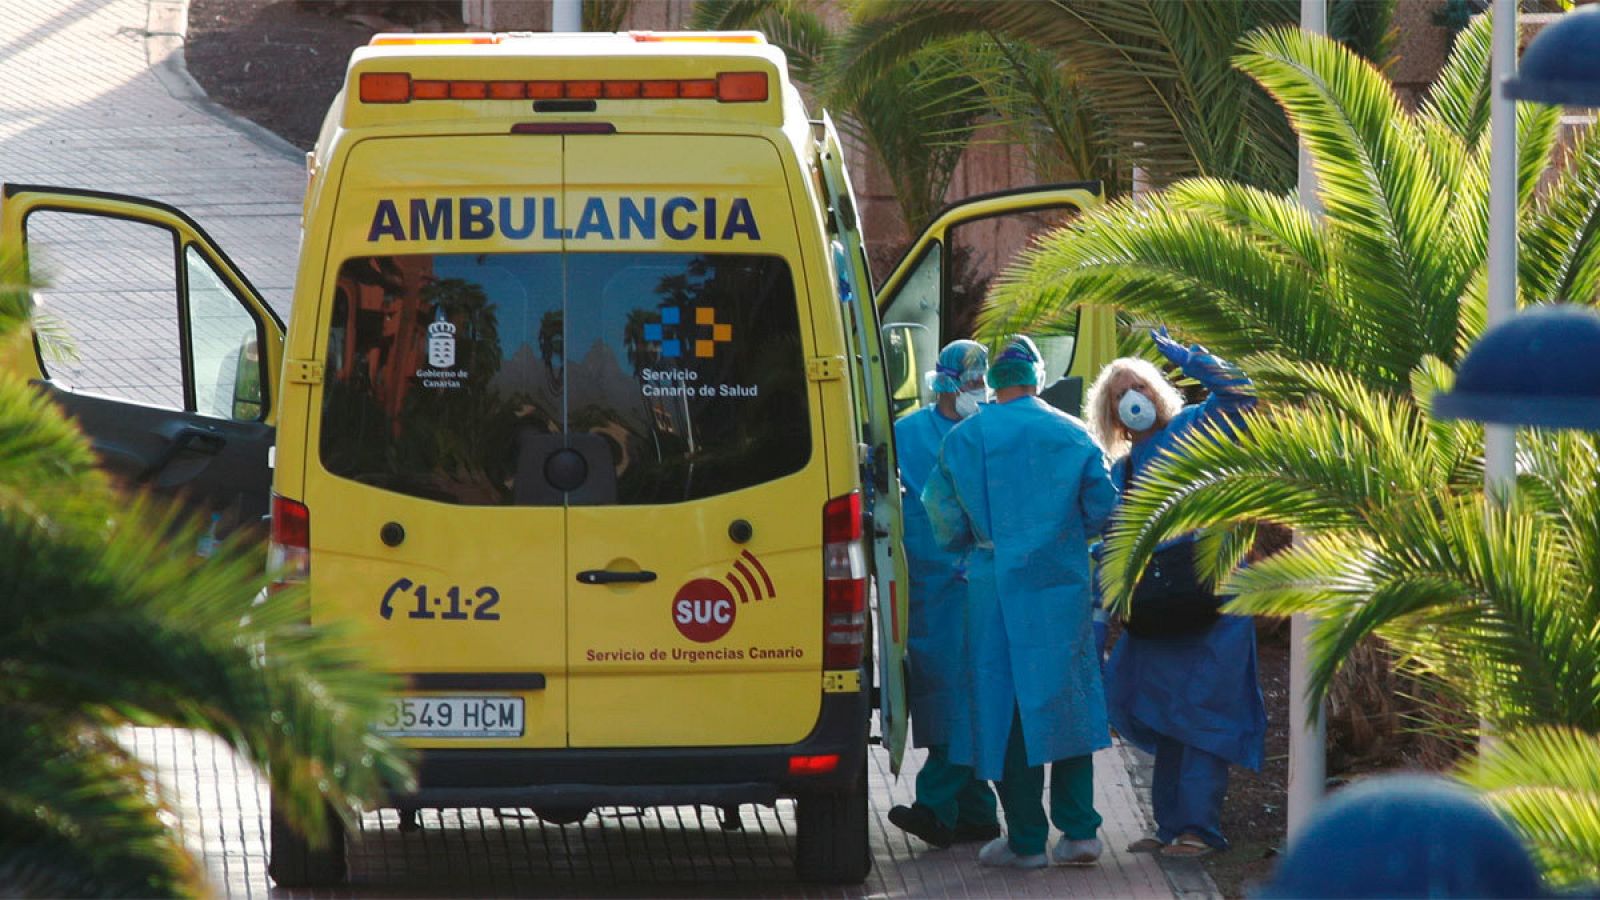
1121;458;1223;639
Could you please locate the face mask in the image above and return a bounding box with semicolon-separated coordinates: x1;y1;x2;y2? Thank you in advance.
1118;389;1158;432
954;389;985;419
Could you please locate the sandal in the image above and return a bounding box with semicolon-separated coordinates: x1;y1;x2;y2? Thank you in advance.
1126;837;1165;853
1159;834;1218;859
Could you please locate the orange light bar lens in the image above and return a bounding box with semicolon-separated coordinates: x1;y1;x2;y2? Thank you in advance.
565;81;602;99
449;81;488;100
411;80;448;100
370;33;499;46
630;31;765;44
359;72;411;103
717;71;768;103
641;80;679;99
489;81;526;99
527;81;562;99
679;79;716;99
604;80;642;99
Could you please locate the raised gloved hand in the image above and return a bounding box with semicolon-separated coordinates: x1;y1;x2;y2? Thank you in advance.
1150;326;1192;367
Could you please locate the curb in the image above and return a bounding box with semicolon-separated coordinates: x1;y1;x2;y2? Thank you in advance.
143;0;305;164
1117;740;1222;899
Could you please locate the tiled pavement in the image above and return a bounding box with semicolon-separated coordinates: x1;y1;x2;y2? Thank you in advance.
127;726;1188;898
8;2;1207;896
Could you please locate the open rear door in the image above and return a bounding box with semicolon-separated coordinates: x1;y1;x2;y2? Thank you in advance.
817;115;911;771
876;183;1110;419
0;184;285;536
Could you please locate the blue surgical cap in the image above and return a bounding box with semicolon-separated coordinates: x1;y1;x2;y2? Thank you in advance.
931;339;988;394
986;335;1046;390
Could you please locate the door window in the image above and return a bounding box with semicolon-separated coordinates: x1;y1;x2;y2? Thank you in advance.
186;246;266;421
565;252;809;505
881;244;941;416
319;253;565;506
25;211;184;409
318;251;810;507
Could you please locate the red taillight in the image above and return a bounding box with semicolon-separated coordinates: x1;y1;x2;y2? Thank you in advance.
823;493;868;670
717;71;768;102
449;80;489;100
565;80;602;99
788;754;840;776
267;494;309;595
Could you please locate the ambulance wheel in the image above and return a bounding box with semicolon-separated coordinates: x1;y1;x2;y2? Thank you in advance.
267;794;347;888
794;755;872;884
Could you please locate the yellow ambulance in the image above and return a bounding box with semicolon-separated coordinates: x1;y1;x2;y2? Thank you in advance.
1;30;1102;886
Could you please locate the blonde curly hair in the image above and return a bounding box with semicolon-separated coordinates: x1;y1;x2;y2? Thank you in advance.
1085;357;1186;459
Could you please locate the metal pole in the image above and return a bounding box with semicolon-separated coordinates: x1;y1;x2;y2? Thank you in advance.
1480;0;1519;751
553;0;583;32
1486;0;1518;505
1286;0;1328;845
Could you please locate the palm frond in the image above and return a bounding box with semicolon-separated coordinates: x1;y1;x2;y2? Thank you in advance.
0;713;200;898
1236;28;1469;374
0;496;412;845
1463;726;1600;887
981;195;1349;374
1520;119;1600;307
1097;395;1433;611
839;0;1302;190
1418;12;1493;143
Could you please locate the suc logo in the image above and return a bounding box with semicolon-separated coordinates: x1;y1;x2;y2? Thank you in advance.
672;578;736;643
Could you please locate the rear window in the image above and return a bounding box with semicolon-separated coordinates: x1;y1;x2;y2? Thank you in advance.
319;251;810;506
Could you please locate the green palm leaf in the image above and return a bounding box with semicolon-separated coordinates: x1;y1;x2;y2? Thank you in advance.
0;714;199;897
1463;727;1600;887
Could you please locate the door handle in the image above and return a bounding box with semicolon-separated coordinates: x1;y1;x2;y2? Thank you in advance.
138;426;227;482
576;570;658;585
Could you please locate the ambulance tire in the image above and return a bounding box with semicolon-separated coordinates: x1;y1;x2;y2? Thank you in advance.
267;794;347;888
794;753;872;884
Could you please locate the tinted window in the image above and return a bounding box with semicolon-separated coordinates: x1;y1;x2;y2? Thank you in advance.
566;253;809;505
319;252;808;506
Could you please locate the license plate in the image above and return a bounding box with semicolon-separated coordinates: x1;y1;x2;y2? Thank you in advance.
375;696;524;738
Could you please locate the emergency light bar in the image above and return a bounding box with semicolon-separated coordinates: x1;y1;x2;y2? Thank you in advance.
359;72;768;104
368;31;767;46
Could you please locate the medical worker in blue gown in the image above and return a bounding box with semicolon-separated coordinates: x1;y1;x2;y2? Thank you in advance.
922;335;1119;870
887;339;1003;850
1086;328;1267;860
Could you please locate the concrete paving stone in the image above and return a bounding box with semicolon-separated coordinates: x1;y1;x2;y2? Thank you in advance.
13;1;1207;896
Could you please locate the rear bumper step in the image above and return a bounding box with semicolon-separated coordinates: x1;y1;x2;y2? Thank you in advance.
397;782;778;810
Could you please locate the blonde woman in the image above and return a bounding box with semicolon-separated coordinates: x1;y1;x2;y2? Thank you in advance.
1086;328;1266;860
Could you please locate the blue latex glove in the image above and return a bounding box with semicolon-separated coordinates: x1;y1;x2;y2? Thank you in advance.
1150;326;1192;367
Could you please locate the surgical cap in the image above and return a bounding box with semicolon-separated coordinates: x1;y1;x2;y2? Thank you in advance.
986;335;1046;390
931;339;989;394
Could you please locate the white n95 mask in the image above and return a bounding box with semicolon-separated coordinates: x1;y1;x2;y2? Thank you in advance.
954;389;985;419
1118;389;1158;432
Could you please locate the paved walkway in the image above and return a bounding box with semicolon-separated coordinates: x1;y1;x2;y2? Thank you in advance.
3;2;1202;896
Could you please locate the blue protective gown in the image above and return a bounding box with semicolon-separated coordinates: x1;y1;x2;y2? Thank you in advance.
894;404;965;748
922;396;1119;781
1103;353;1267;773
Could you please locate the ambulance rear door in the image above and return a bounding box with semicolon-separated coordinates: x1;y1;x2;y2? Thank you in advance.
876;184;1109;420
561;134;830;748
0;185;284;536
817;114;911;771
305;137;569;750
